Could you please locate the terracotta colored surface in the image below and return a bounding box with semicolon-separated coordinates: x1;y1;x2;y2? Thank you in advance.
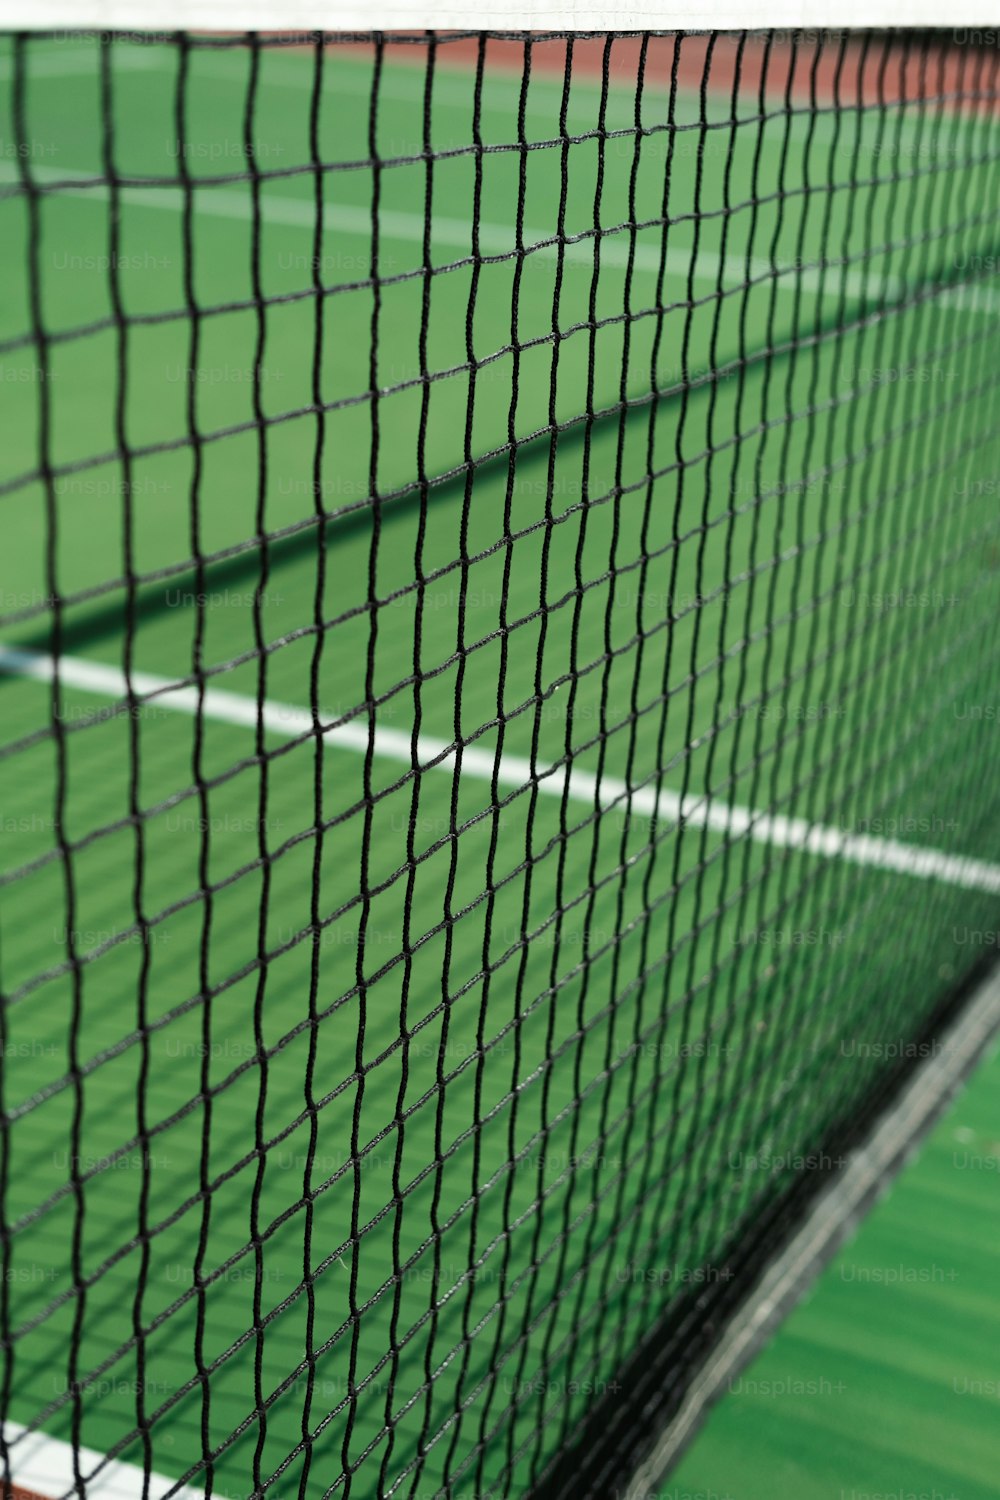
319;30;1000;113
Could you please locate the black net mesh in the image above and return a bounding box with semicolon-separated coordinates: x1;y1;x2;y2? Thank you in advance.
1;26;999;1500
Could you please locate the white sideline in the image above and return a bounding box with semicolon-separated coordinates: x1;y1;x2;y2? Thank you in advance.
3;161;996;315
2;1418;210;1500
3;644;999;896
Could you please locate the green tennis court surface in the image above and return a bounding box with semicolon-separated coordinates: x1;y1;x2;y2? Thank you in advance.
669;1029;1000;1500
0;31;998;1500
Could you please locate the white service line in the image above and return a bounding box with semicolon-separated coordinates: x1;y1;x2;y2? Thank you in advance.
1;160;994;315
0;160;778;287
3;643;1000;896
2;1418;210;1500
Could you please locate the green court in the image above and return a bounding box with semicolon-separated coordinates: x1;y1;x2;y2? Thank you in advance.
1;32;999;1500
670;1025;1000;1500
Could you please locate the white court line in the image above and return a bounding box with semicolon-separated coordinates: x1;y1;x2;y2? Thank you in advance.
0;159;812;290
3;643;999;897
3;1418;211;1500
1;160;994;316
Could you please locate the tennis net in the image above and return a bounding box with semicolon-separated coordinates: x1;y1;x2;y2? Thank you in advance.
1;26;999;1500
